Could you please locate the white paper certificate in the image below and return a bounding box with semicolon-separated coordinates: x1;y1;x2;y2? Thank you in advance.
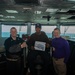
34;41;46;51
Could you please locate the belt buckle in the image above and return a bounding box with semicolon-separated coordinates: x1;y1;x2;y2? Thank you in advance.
55;58;58;61
7;58;18;61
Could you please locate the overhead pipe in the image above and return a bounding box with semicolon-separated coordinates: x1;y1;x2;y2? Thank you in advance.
0;21;75;26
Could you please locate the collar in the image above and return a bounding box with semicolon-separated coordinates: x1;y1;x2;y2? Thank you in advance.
35;32;41;35
10;37;19;41
55;36;61;39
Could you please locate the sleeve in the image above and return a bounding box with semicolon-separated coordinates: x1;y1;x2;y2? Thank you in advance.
64;40;70;63
43;32;50;44
4;40;9;51
4;39;10;56
51;39;54;47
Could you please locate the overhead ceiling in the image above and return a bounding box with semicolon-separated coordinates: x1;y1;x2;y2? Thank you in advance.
0;0;75;25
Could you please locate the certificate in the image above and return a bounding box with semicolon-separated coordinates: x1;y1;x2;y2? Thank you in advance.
34;41;46;51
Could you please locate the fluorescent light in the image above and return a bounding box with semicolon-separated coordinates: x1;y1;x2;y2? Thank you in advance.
60;9;69;12
46;8;58;12
17;19;24;21
0;15;4;17
72;6;75;8
61;17;67;19
23;7;32;10
34;11;42;14
60;16;72;19
6;10;18;13
5;16;15;18
68;0;75;1
0;19;4;21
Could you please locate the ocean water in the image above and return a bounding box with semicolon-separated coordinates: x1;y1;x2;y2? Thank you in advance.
2;32;75;38
2;32;52;38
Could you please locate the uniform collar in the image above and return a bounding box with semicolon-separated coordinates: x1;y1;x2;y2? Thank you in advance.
35;32;41;35
10;36;19;41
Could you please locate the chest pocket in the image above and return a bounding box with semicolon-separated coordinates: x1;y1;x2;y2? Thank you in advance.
9;38;22;53
9;44;21;53
10;38;20;46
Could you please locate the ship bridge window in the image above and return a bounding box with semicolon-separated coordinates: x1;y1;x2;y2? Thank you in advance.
2;25;27;37
60;26;75;39
31;26;56;38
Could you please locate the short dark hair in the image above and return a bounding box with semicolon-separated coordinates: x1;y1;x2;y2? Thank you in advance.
10;27;17;31
54;28;60;32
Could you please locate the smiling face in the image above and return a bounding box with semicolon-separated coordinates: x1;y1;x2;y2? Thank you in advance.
53;28;60;38
10;27;17;37
35;27;41;33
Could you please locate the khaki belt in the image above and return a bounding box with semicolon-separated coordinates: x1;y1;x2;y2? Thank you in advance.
53;57;64;61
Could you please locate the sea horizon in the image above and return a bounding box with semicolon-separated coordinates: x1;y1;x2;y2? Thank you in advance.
2;32;75;38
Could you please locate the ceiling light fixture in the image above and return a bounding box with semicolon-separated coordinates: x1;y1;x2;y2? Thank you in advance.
34;11;42;14
23;8;32;10
5;16;15;18
46;8;58;12
0;19;4;21
17;19;24;21
6;10;18;13
68;0;75;1
60;9;69;12
0;15;4;17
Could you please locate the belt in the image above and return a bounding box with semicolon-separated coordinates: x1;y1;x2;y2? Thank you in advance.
6;58;20;61
54;58;59;61
53;57;64;61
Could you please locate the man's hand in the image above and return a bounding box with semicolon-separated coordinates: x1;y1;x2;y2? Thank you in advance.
52;47;55;51
46;43;50;48
21;42;27;48
31;46;35;50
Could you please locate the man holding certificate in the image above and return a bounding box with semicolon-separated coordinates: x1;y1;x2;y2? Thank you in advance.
27;23;50;75
28;23;50;51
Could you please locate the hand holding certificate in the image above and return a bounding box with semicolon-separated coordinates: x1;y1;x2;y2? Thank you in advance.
34;41;46;51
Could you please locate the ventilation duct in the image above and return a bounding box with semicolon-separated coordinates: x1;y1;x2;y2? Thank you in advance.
68;16;75;19
14;0;39;5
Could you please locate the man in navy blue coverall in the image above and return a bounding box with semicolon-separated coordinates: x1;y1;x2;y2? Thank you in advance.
4;27;27;75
